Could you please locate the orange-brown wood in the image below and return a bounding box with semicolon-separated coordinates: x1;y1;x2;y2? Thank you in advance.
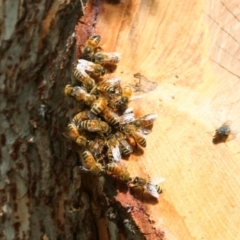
79;0;240;239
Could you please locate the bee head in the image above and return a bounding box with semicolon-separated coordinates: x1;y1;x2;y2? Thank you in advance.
133;177;139;184
94;53;104;64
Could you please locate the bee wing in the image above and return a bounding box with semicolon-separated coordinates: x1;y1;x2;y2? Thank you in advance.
140;113;158;122
72;86;87;96
150;177;165;185
105;77;121;87
146;183;159;198
120;140;133;153
129;94;146;101
123;108;133;114
119;113;135;124
221;120;232;127
104;52;121;63
141;128;152;135
110;145;122;162
226;130;237;142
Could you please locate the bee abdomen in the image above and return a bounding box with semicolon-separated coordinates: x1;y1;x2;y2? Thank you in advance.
73;69;83;80
156;185;163;194
90;97;107;115
138;138;146;147
120;145;132;155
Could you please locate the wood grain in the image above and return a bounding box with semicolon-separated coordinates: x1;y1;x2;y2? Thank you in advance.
93;0;240;239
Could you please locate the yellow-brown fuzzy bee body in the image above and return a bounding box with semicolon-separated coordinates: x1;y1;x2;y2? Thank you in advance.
82;150;104;175
82;35;101;60
96;78;122;98
132;177;165;198
105;163;132;183
71;110;98;127
87;135;106;156
101;107;120;126
74;59;105;90
64;85;96;105
79;120;111;134
67;123;87;147
115;131;133;155
116;85;133;110
121;124;146;147
94;52;120;65
133;114;157;128
90;97;108;115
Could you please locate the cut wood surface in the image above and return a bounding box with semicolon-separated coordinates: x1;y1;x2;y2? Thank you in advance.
90;1;240;239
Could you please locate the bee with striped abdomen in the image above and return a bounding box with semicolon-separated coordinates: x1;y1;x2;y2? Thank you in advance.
105;162;132;183
80;150;104;175
81;35;101;60
121;124;146;148
114;131;133;156
74;59;105;90
101;107;120;126
64;85;96;106
65;122;87;147
94;52;120;65
79;120;111;134
131;177;165;198
133;113;157;134
106;136;121;162
115;85;133;111
90;97;108;115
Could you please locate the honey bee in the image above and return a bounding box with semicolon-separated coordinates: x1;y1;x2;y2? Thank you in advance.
71;110;97;126
115;85;133;110
94;77;122;98
64;85;96;105
90;97;108;115
106;136;121;162
87;135;105;156
134;114;157;128
74;59;105;90
121;124;146;147
79;120;111;134
81;150;104;175
81;35;101;60
77;59;105;78
213;121;237;144
94;52;120;65
66;122;87;146
101;107;120;126
105;163;132;183
133;114;157;134
114;131;133;155
132;177;165;198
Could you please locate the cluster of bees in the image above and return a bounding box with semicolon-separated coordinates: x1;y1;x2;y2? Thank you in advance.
64;35;164;198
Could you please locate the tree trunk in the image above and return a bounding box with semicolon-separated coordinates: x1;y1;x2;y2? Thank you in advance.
2;0;240;240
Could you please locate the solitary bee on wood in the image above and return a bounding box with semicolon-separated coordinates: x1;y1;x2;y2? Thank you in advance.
212;121;237;144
